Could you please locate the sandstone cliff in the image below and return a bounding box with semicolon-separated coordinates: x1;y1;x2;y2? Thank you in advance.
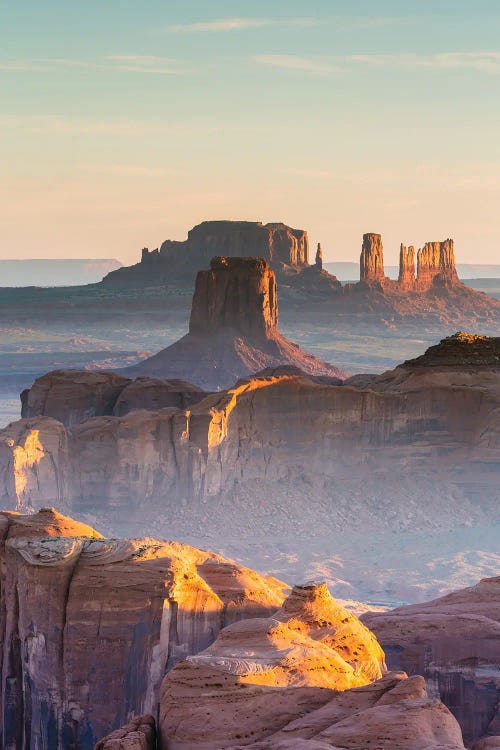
1;334;498;538
124;257;346;389
363;575;500;745
0;509;286;749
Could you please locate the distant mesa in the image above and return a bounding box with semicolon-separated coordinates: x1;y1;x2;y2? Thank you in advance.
103;220;314;286
124;255;346;389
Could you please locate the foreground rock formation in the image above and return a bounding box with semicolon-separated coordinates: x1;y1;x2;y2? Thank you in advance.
124;256;345;388
363;575;500;745
159;581;385;748
0;508;286;749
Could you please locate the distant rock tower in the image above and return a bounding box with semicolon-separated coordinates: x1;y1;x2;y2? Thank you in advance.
398;244;416;288
360;233;385;283
315;243;323;270
416;239;458;288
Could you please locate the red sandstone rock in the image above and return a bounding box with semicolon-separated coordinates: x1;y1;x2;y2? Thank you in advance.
103;220;310;286
416;238;459;288
362;575;500;744
22;369;131;427
94;715;155;750
398;243;416;288
159;582;386;748
0;513;286;748
360;233;385;283
125;257;346;389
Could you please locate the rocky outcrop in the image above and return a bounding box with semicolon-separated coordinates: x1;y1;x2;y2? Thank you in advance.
159;581;385;748
21;371;206;425
112;377;207;416
416;238;459;288
0;510;286;749
360;233;385;283
363;575;500;745
94;716;156;750
315;243;323;270
124;257;346;389
103;221;309;286
21;370;131;427
237;673;466;750
398;243;416;288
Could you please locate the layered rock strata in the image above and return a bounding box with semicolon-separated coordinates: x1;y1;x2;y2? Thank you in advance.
398;243;416;288
124;257;345;388
363;575;500;744
159;581;386;748
21;370;207;427
0;510;286;749
1;335;498;529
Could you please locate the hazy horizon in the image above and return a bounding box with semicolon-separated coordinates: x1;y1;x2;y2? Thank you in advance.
2;0;499;265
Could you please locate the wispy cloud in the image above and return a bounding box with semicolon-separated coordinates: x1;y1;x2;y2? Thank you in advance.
164;17;318;33
253;54;342;75
0;55;187;75
253;51;500;76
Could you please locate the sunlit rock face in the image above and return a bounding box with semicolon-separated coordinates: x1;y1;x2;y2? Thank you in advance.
0;417;69;510
360;233;385;283
416;238;459;288
159;581;386;749
103;220;310;286
0;510;286;750
363;575;500;745
124;257;345;389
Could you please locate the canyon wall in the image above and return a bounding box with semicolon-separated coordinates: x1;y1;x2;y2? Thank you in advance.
0;509;286;749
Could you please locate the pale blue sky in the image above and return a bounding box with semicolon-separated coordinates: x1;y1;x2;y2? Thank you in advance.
1;1;499;264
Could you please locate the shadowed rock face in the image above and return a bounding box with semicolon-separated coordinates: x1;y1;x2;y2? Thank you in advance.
124;257;345;389
0;510;286;750
20;371;206;427
189;257;278;338
363;575;500;745
360;233;385;283
159;581;386;749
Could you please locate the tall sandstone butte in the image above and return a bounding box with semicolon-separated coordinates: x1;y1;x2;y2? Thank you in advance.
416;238;459;288
189;256;278;338
360;233;385;283
398;243;416;288
123;256;345;388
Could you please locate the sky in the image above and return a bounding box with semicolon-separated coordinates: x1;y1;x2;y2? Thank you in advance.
1;0;499;265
